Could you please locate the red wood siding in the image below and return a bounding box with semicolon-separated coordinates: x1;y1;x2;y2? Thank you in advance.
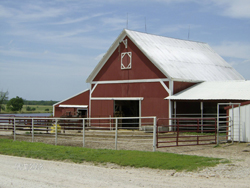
54;90;90;117
141;98;169;118
91;82;169;118
93;36;167;81
92;82;167;98
91;100;113;117
173;81;197;94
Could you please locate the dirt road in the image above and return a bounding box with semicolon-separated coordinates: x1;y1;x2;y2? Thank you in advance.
1;145;250;188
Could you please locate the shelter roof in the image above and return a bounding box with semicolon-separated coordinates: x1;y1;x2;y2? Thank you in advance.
165;80;250;101
86;29;244;83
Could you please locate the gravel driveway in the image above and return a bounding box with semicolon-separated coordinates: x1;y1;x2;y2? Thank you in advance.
1;142;250;188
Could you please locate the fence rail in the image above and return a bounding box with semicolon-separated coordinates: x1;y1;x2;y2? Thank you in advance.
1;116;224;150
157;118;217;148
0;116;157;151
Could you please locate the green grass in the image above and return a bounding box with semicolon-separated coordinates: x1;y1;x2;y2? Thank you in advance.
183;132;226;136
1;104;53;114
23;105;53;113
0;138;228;171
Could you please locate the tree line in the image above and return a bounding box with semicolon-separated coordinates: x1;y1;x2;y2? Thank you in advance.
0;91;58;112
23;100;59;106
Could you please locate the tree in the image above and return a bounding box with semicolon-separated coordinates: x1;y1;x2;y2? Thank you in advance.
0;91;8;112
7;96;24;112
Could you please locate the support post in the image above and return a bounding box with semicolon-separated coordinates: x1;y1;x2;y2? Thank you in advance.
174;101;176;131
168;80;173;131
13;118;16;141
169;99;172;131
109;115;111;130
200;101;203;133
239;105;241;143
217;104;219;145
32;119;34;142
176;119;179;146
89;84;91;119
115;118;118;150
83;119;85;147
153;117;156;152
232;104;234;144
55;119;58;146
197;119;199;145
139;100;142;130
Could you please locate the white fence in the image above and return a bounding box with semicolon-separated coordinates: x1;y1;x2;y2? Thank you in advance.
0;116;157;152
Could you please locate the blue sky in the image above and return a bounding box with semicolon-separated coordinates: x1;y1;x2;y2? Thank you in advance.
1;0;250;101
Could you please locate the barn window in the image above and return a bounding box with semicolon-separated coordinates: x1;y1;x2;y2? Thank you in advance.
121;52;132;69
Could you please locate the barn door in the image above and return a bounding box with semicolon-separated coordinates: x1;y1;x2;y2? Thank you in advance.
114;100;139;128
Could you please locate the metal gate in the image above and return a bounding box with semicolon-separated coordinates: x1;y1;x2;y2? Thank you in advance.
156;118;217;148
217;103;242;144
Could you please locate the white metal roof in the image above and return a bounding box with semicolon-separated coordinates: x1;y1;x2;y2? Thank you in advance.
86;29;244;83
166;80;250;101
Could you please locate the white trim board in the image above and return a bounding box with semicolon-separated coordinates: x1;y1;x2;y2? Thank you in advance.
90;79;171;95
91;97;144;101
91;78;169;84
53;89;90;107
59;105;88;108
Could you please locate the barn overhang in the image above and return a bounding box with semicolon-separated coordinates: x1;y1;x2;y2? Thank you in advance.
165;80;250;101
59;105;88;108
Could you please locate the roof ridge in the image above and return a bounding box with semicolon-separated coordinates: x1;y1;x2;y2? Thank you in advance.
124;29;207;44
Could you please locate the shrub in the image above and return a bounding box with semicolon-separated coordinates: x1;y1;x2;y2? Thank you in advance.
26;106;31;111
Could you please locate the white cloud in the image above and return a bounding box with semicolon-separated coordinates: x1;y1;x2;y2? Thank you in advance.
212;41;250;59
101;17;127;31
0;49;87;65
94;53;106;61
52;13;111;25
0;4;66;23
156;24;200;38
210;0;250;19
155;0;250;19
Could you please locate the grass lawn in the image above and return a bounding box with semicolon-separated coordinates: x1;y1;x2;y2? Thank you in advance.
0;138;228;171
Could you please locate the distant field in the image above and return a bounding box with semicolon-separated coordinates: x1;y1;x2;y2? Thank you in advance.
1;104;53;114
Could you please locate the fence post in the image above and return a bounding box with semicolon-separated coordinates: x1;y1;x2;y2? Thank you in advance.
176;119;179;146
215;119;217;144
109;115;112;130
197;119;199;145
239;105;241;143
153;117;156;152
83;119;85;147
115;118;118;150
32;119;34;142
13;118;16;141
55;119;58;146
217;104;219;145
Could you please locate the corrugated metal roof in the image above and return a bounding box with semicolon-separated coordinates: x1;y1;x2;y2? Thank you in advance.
126;30;244;82
165;80;250;100
86;29;244;83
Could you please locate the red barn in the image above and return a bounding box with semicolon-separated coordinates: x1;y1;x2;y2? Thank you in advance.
54;29;244;123
53;89;89;117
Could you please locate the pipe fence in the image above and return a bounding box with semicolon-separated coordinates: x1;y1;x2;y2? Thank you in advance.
0;116;157;152
157;118;217;147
